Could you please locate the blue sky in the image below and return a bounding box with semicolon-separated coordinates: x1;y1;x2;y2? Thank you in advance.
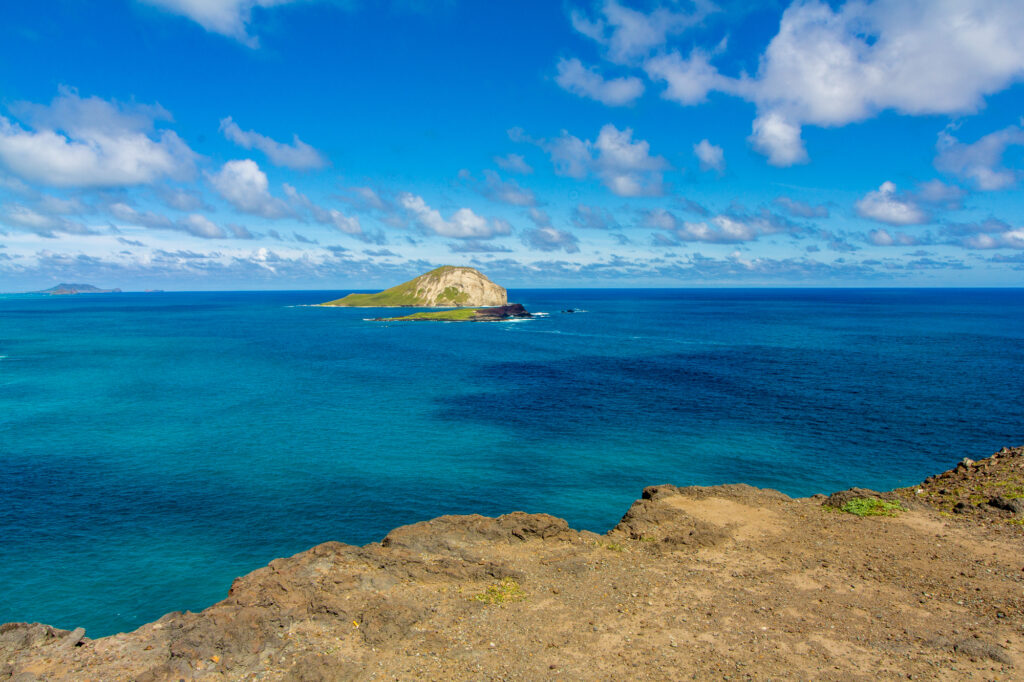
1;0;1023;289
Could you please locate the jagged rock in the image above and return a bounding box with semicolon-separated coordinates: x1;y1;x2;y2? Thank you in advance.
822;487;895;509
988;496;1024;514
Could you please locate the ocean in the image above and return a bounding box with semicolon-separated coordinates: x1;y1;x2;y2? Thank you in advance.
1;288;1022;636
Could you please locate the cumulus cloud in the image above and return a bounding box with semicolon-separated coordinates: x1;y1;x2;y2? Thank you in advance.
631;0;1024;165
913;179;966;209
693;138;724;172
644;49;725;106
934;125;1024;191
493;153;532;174
2;203;93;237
646;207;796;244
282;183;380;242
867;228;926;247
524;124;668;196
208;159;291;218
571;203;620;230
177;213;228;239
554;58;644;106
140;0;298;47
522;209;581;253
0;89;197;187
945;218;1024;249
398;193;511;239
855;181;929;226
219;116;326;169
570;0;716;64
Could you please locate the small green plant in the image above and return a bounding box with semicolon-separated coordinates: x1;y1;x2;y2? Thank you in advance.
840;497;905;517
600;542;625;552
472;578;526;605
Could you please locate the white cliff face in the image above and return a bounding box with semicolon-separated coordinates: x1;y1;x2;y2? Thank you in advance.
415;267;507;307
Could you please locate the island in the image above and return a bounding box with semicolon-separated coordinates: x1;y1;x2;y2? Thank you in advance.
320;266;507;308
374;303;532;322
32;283;122;295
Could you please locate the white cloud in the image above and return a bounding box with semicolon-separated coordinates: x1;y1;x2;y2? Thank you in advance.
472;170;536;206
178;213;228;239
648;209;791;244
2;203;92;237
934;125;1024;190
208;159;291;218
534;124;667;196
961;230;1024;250
140;0;297;47
644;49;724;105
868;228;923;246
493;153;533;174
570;0;715;64
914;179;966;208
282;183;372;240
749;112;807;167
398;193;511;239
523;209;580;253
693;138;724;172
219;116;326;169
554;58;644;106
547;132;592;180
635;0;1024;165
855;181;929;225
0;89;197;187
593;124;668;196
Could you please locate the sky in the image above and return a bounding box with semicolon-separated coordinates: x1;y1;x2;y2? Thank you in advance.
1;0;1023;290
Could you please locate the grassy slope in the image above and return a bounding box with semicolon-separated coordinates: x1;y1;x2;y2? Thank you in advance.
321;266;463;307
379;308;480;321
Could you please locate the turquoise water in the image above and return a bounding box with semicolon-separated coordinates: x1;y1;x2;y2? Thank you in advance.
1;288;1023;636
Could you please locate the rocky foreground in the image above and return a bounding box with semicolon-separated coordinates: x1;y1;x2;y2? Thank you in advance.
3;448;1023;681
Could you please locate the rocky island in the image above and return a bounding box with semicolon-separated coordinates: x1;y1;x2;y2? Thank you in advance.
2;446;1023;680
32;283;122;295
375;303;532;322
321;266;507;308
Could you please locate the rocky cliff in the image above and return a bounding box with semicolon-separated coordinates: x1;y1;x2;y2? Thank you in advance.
2;447;1023;681
321;266;507;307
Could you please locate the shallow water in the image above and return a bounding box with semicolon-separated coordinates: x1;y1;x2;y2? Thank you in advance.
1;288;1022;635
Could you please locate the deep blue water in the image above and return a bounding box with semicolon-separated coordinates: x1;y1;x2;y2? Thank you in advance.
1;288;1023;636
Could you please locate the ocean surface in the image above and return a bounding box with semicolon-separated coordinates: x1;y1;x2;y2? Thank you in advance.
1;288;1023;636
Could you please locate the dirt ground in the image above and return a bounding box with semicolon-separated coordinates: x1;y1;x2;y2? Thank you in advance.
3;447;1023;681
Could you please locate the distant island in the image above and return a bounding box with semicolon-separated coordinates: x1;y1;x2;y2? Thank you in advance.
320;266;507;308
33;283;122;295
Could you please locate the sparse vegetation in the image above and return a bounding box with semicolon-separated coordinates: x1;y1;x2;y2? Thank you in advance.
437;286;469;305
841;498;906;517
380;308;480;322
472;578;526;605
598;541;626;552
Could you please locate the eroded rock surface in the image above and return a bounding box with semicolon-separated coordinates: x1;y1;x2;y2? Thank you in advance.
3;448;1024;680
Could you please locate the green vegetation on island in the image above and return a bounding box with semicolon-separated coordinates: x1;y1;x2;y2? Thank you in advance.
320;266;506;308
375;304;532;322
379;308;482;322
